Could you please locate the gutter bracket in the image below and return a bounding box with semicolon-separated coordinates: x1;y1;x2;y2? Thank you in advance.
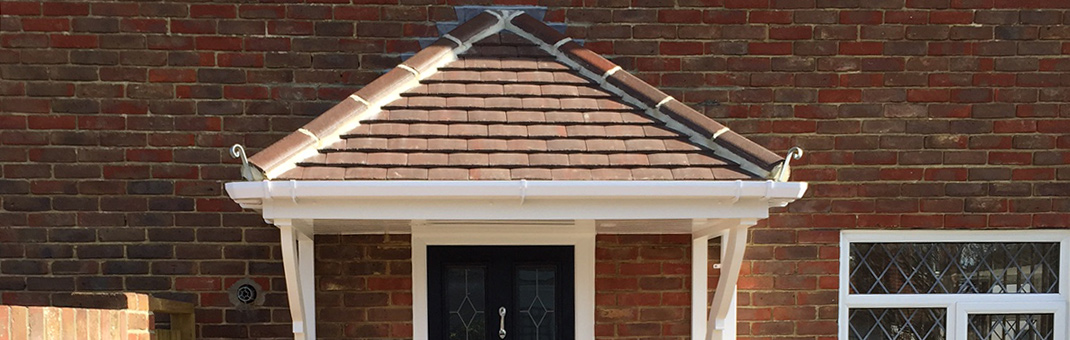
770;147;803;182
519;179;528;205
230;144;266;181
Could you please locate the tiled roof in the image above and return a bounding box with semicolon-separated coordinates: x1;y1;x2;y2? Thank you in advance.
248;11;784;181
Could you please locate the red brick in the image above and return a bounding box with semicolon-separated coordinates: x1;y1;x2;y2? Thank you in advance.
366;277;411;291
840;11;883;24
170;20;216;34
818;89;862;102
657;9;702;23
268;21;314;36
704;10;748;24
191;5;237;18
769;26;812;40
749;10;793;23
175;277;220;291
335;7;379;20
22;18;70;32
217;53;264;68
42;2;89;16
1;2;41;15
659;41;704;55
839;42;883;55
989;152;1033;165
907;89;950;102
929;42;973;55
724;0;769;8
148;69;196;83
930;11;973;23
223;86;270;100
126;149;172;162
195;37;242;51
748;42;792;55
146;36;194;50
27;116;76;130
886;10;930;24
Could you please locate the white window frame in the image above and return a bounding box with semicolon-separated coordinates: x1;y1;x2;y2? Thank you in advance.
839;230;1070;340
410;221;596;340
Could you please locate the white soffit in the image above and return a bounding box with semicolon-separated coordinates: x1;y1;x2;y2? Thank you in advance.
226;180;807;223
305;218;712;234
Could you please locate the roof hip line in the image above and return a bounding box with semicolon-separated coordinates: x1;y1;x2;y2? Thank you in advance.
500;11;783;177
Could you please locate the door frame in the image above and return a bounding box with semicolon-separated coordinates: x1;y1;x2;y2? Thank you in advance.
412;220;596;340
427;245;575;339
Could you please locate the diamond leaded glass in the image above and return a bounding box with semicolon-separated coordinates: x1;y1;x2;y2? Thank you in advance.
517;266;556;340
850;242;1059;294
446;266;486;340
968;314;1054;340
849;308;947;340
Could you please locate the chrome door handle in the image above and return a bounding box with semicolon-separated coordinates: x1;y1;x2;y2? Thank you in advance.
498;307;507;339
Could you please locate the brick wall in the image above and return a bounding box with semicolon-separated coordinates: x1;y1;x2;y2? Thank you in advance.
595;235;694;339
315;234;412;339
1;0;1068;339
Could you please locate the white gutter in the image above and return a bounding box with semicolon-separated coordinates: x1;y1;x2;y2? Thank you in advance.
226;180;806;204
226;180;807;223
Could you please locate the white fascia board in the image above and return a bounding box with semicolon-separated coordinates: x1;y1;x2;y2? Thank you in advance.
225;180;807;222
226;180;807;201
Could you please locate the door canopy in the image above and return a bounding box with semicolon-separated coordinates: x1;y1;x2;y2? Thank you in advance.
224;9;807;340
226;8;807;226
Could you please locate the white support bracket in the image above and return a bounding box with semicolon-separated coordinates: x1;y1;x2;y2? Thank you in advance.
706;225;750;340
276;219;316;340
691;219;755;340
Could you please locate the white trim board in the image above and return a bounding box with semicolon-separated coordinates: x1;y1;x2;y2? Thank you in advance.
411;221;597;340
225;180;807;223
839;230;1070;340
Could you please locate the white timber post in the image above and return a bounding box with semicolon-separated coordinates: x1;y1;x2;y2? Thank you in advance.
276;219;316;340
574;221;597;340
691;234;710;339
707;225;749;340
411;232;429;340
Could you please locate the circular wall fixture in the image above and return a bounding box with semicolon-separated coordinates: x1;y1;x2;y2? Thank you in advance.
236;284;257;304
227;278;265;308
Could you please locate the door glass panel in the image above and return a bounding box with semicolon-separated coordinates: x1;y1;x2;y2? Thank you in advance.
446;266;486;340
848;308;947;340
516;266;555;340
967;314;1054;340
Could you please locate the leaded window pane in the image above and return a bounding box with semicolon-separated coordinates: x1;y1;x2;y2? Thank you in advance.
967;314;1054;340
446;266;486;340
516;266;555;340
848;308;947;340
850;243;1059;294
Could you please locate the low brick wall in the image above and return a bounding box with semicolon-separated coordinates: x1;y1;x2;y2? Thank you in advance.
0;293;161;340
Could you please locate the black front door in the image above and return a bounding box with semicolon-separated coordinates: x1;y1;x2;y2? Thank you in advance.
428;246;574;340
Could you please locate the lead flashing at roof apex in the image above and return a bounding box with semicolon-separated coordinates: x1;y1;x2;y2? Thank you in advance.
248;10;785;179
422;6;562;48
